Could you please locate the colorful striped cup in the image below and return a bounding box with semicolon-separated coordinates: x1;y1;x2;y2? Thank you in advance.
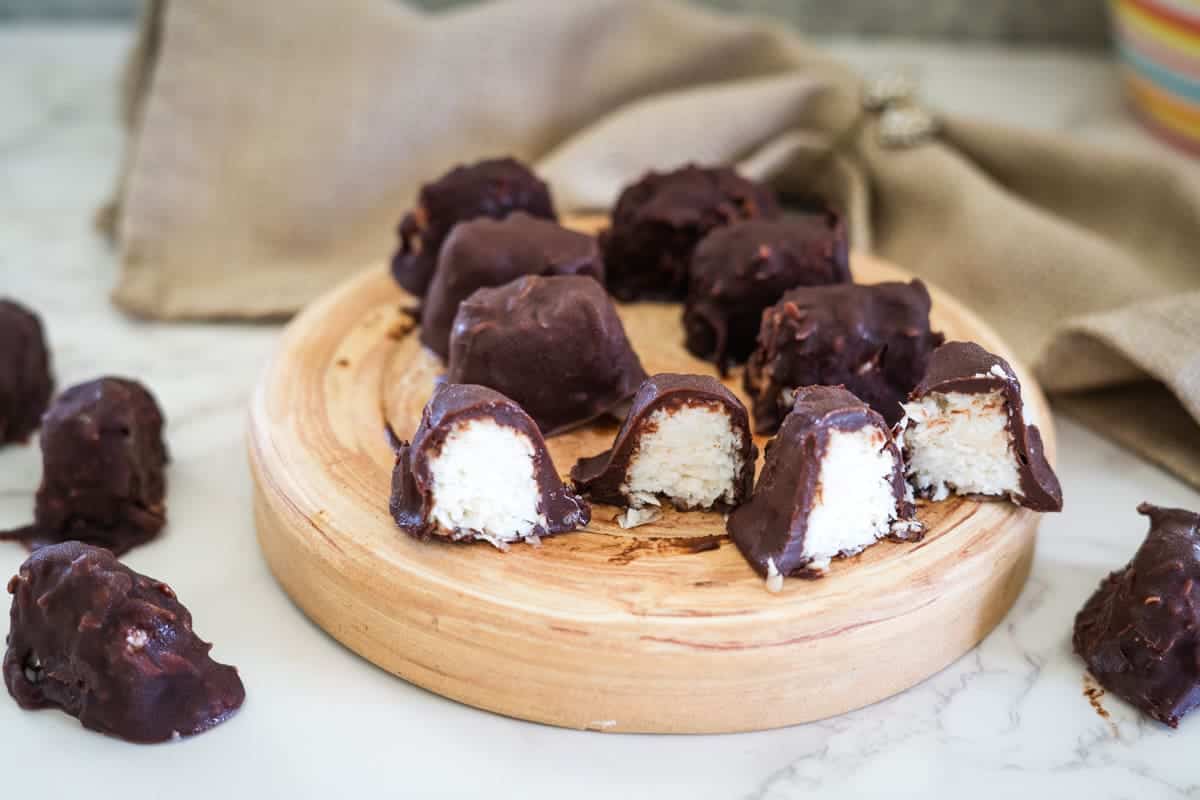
1112;0;1200;153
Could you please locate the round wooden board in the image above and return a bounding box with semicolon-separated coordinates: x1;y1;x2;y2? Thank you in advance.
248;223;1054;734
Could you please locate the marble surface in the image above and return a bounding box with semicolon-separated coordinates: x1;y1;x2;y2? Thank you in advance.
3;26;1200;800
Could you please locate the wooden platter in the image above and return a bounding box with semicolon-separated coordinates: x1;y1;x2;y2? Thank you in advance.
248;226;1054;734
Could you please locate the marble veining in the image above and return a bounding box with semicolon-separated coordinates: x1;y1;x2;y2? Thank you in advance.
1;26;1199;800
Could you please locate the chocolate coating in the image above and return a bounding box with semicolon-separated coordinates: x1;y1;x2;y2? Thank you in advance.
570;373;757;509
0;298;53;445
390;157;556;297
729;385;917;578
1074;503;1200;728
447;274;647;436
684;213;851;374
4;542;245;743
908;341;1062;511
600;164;780;301
390;383;590;540
744;280;943;433
1;377;168;556
419;213;603;359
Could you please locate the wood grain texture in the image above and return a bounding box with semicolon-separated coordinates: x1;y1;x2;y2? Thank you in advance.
248;225;1054;733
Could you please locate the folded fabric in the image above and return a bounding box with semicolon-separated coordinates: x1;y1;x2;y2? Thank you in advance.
104;0;1200;488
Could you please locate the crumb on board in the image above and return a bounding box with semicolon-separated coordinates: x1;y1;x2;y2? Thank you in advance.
616;506;661;529
765;557;784;593
386;317;415;340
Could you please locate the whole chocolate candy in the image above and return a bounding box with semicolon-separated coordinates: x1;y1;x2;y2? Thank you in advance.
390;157;556;298
4;541;245;743
600;164;780;301
683;212;851;374
419;213;603;360
1;377;169;556
744;280;943;433
1074;504;1200;727
446;274;647;436
0;298;53;445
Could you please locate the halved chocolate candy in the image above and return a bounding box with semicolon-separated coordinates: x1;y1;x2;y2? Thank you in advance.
729;385;920;586
390;157;556;298
684;212;850;375
447;274;647;436
1074;503;1200;727
898;341;1062;512
390;383;590;547
571;373;757;527
600;164;780;301
3;542;245;743
744;280;942;433
0;298;53;445
419;213;603;360
1;377;169;556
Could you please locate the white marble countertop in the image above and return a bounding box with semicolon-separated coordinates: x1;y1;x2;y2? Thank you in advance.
3;25;1200;800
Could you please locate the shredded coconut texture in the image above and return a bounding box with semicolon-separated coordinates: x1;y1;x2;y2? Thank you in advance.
621;404;744;509
900;390;1021;501
428;419;547;542
803;426;903;572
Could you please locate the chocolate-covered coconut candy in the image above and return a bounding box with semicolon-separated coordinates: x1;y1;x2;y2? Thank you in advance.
4;542;245;743
390;383;590;546
683;212;850;374
728;385;920;588
744;280;943;433
1073;503;1200;728
419;213;603;359
571;374;757;528
390;157;556;297
446;274;647;436
1;377;169;556
600;164;780;301
898;341;1062;512
0;298;53;445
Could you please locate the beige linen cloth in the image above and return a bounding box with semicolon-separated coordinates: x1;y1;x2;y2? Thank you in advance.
103;0;1200;488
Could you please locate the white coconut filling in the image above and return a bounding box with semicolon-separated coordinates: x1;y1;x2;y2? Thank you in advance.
619;404;744;510
802;426;903;572
899;390;1021;501
428;419;547;543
